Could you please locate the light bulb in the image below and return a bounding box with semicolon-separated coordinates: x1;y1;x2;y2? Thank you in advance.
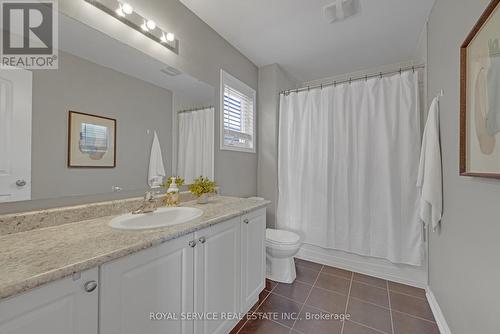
115;6;125;17
121;3;133;15
160;32;167;43
146;20;156;30
166;32;175;42
141;20;149;31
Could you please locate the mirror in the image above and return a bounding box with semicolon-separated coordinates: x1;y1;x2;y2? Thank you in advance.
0;10;215;208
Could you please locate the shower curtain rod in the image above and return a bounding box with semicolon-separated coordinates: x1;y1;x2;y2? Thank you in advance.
177;105;214;114
280;64;425;95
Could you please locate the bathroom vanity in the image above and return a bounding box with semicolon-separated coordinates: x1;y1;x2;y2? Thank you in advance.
0;197;268;334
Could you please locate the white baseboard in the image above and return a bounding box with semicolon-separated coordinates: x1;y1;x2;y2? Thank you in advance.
296;244;428;288
426;288;452;334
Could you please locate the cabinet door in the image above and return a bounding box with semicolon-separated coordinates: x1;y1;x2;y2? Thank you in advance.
0;268;98;334
100;233;195;334
194;218;240;334
240;208;266;313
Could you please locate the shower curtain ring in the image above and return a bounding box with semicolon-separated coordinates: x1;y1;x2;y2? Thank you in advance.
365;75;368;82
334;81;337;87
349;78;352;85
399;68;402;75
379;72;383;79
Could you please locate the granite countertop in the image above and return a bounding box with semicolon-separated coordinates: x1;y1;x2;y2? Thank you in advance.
0;196;269;301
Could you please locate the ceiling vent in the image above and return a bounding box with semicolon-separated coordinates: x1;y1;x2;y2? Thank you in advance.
161;66;182;76
324;0;359;23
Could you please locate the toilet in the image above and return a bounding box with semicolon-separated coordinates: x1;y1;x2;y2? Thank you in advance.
265;228;302;283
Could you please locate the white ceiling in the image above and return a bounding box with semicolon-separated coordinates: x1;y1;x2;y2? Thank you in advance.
179;0;435;82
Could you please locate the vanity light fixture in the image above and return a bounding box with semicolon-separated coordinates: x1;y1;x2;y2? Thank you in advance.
115;5;125;16
115;2;132;17
146;20;156;30
121;2;133;14
161;32;175;43
84;0;179;54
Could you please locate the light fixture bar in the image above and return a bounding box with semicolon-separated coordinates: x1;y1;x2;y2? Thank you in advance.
84;0;179;54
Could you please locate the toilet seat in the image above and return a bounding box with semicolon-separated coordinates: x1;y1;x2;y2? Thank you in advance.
266;229;300;245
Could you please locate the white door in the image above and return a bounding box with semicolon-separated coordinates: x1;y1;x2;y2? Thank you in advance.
0;67;32;203
194;218;241;334
100;233;195;334
0;268;98;334
240;209;266;313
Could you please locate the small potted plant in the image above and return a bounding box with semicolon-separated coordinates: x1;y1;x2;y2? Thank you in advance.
188;176;216;204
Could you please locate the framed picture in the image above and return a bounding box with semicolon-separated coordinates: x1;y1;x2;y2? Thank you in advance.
68;111;116;168
460;0;500;178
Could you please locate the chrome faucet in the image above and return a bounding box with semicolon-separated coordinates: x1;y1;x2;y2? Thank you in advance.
132;190;159;214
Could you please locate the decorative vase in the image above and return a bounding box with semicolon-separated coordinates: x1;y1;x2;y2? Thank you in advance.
197;193;209;204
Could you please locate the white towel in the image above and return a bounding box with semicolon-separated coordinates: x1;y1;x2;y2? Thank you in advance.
148;131;166;188
417;97;443;231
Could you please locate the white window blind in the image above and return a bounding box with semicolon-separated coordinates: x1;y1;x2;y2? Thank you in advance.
221;70;256;153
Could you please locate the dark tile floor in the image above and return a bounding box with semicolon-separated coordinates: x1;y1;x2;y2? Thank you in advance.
230;258;439;334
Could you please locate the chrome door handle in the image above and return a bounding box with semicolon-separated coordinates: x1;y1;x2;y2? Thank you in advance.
84;280;98;293
243;219;249;224
189;240;197;248
198;236;206;244
16;180;27;187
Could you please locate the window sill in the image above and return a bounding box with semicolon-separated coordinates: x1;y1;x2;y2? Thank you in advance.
220;145;256;154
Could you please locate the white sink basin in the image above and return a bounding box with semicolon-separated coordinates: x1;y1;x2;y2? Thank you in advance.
109;207;203;230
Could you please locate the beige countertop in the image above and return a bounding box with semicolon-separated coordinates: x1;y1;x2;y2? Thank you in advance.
0;196;269;301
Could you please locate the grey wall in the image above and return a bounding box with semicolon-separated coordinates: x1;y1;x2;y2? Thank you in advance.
0;51;172;214
257;64;296;227
60;0;259;198
427;0;500;333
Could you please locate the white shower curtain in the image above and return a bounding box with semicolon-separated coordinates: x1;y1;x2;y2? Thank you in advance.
277;72;423;265
177;107;214;184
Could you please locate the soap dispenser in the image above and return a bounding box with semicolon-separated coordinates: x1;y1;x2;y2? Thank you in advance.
166;177;179;206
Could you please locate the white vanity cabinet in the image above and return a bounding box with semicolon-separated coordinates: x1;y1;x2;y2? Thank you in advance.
100;210;265;334
194;217;241;334
240;208;266;313
0;207;266;334
99;232;195;334
0;268;98;334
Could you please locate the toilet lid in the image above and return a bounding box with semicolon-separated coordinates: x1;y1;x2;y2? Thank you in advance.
266;229;300;245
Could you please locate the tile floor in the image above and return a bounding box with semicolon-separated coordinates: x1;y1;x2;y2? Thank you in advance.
230;258;439;334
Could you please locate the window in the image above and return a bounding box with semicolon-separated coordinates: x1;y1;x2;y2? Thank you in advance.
220;70;256;153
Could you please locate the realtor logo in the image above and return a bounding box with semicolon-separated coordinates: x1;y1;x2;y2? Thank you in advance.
1;0;58;69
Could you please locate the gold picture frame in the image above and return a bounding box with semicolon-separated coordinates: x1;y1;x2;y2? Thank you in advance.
68;111;116;168
460;0;500;178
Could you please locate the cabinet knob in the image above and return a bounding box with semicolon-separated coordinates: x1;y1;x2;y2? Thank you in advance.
244;219;249;224
189;240;197;248
198;236;206;244
16;180;27;187
84;280;98;293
